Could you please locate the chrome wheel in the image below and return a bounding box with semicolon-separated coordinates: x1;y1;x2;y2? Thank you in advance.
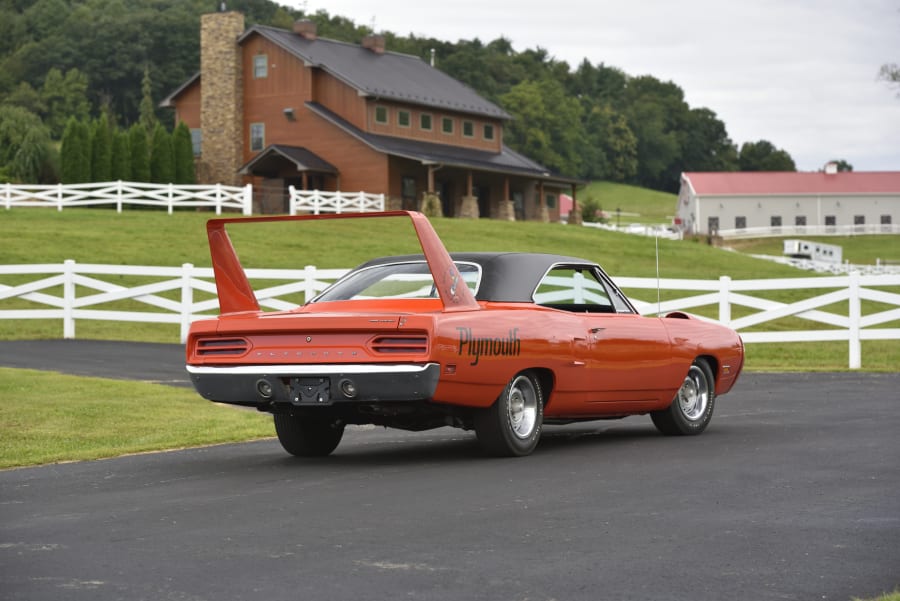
506;375;539;439
677;365;710;422
651;359;716;436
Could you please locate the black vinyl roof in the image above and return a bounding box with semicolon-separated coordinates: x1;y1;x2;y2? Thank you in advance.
358;252;598;303
242;25;511;120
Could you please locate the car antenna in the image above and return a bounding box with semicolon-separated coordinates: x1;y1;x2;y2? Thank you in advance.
655;233;661;316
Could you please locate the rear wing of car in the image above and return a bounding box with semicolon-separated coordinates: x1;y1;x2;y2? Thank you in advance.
205;211;480;315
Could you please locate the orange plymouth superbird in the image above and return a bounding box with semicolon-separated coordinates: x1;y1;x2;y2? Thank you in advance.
186;211;743;457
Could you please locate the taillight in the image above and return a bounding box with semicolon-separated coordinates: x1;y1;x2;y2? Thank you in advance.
369;335;428;354
195;338;250;356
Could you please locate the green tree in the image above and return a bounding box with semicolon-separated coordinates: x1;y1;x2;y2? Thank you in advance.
879;62;899;95
139;64;158;132
149;123;174;183
826;159;853;172
738;140;796;171
90;114;112;182
500;78;585;175
128;123;150;182
582;104;637;182
172;121;195;184
41;68;91;139
60;117;91;184
110;128;131;181
680;108;738;173
0;105;55;183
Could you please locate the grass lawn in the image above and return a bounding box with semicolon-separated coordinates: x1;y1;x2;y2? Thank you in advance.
0;367;273;469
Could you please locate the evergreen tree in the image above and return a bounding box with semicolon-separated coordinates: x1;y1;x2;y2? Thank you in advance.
60;116;91;184
110;128;131;181
149;123;175;184
139;65;158;133
128;123;150;182
172;121;195;184
90;114;112;182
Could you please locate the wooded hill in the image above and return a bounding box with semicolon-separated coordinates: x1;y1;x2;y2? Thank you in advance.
0;0;799;190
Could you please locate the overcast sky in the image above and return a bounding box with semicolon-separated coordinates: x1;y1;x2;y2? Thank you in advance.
295;0;900;172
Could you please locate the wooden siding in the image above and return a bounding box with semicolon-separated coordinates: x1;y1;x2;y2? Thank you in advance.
172;83;201;128
312;70;367;130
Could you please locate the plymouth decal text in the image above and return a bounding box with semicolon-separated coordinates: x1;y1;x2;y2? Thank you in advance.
457;327;521;366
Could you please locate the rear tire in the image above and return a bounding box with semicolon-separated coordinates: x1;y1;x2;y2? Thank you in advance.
273;413;344;457
651;359;715;436
475;371;544;457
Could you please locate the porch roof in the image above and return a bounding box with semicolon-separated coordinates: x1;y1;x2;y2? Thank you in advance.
238;144;338;176
306;102;581;185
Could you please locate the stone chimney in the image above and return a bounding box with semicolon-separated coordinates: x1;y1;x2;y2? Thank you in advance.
362;34;385;55
293;19;317;40
200;11;244;186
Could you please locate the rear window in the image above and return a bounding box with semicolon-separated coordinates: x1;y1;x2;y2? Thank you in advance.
313;261;481;301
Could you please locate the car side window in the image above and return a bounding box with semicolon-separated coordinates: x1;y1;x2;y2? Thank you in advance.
533;267;615;313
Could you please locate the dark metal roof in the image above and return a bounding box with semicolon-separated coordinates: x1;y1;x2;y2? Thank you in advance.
237;144;338;176
307;102;581;184
241;25;511;120
358;252;598;303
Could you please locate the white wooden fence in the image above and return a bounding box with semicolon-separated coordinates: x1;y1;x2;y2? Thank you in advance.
1;181;253;215
288;187;385;215
1;262;898;368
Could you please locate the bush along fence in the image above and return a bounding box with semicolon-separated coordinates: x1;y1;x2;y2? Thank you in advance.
1;261;899;368
2;181;252;215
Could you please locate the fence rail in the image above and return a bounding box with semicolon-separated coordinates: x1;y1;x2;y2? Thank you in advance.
288;187;385;215
2;181;253;215
2;262;898;368
716;223;900;239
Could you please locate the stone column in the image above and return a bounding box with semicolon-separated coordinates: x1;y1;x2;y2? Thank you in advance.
459;195;479;219
497;200;515;221
200;11;244;186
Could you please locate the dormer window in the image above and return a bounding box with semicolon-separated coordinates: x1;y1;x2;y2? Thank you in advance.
375;105;388;125
483;124;495;141
398;110;411;128
420;113;433;131
462;120;474;138
442;117;454;135
253;55;268;79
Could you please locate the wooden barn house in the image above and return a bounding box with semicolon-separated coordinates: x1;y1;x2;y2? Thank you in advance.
162;10;579;218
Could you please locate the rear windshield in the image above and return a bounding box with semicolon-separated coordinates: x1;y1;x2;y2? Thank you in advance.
313;261;481;302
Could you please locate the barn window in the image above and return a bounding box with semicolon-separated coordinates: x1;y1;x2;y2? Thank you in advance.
250;123;265;151
854;215;865;225
420;113;432;131
770;216;782;227
795;215;806;226
462;120;474;137
708;216;719;234
881;215;892;225
442;117;454;135
398;110;411;128
375;105;388;125
825;215;836;226
735;216;746;229
483;124;495;140
253;55;268;79
190;129;202;156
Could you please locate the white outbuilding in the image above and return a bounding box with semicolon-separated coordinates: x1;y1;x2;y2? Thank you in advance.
674;167;900;238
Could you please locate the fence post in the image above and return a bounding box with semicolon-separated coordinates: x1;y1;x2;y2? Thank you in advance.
4;182;10;210
180;263;194;344
167;183;174;215
57;183;64;212
63;259;76;339
718;275;732;325
288;185;297;216
117;180;123;213
848;271;861;369
242;184;253;216
215;183;223;215
303;265;317;303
